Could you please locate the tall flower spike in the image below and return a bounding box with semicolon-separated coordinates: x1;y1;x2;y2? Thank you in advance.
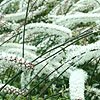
1;5;48;21
65;40;100;66
69;69;88;100
19;23;72;43
0;52;34;70
55;13;100;28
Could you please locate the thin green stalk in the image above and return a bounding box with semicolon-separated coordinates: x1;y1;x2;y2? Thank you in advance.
22;0;31;58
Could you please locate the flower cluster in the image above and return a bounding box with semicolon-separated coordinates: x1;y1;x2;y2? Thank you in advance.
0;0;100;99
69;69;88;100
0;52;34;70
0;83;26;96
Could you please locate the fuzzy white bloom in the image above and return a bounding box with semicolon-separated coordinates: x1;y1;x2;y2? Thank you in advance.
20;23;72;42
1;5;47;21
6;48;36;60
69;0;99;12
0;43;37;51
0;52;34;70
2;11;26;21
69;3;95;14
0;43;37;61
66;40;100;66
69;69;88;100
55;13;100;28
